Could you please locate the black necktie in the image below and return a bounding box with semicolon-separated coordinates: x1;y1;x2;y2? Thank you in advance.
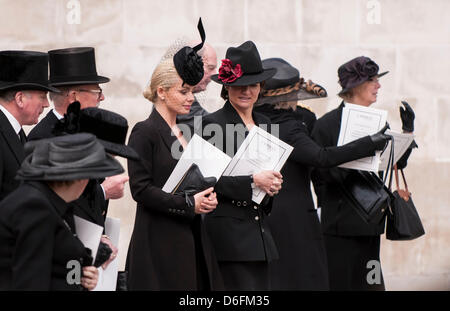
18;128;27;145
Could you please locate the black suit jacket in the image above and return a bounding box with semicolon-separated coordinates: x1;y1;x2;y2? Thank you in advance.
27;109;59;141
311;102;388;236
126;108;223;290
0;110;25;201
201;101;278;262
28;110;108;227
0;181;90;290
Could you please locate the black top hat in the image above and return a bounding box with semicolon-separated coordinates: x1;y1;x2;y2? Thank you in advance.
173;18;205;86
17;133;124;181
258;58;327;105
48;47;110;87
53;102;139;161
0;50;60;93
338;56;388;95
211;41;276;86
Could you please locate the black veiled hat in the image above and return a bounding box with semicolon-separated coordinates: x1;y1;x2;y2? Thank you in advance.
338;56;388;95
53;102;139;161
17;133;124;181
211;41;276;86
48;47;110;86
258;58;327;104
0;50;60;92
173;18;205;86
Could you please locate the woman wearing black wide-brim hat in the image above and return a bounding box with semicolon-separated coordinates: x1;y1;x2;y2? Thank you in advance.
201;41;284;290
310;56;417;290
254;57;395;290
0;133;124;290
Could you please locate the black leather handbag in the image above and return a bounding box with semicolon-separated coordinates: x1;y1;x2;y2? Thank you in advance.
172;163;217;196
386;166;425;240
341;137;395;224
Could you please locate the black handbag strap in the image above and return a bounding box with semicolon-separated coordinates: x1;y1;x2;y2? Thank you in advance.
385;136;395;190
394;166;410;193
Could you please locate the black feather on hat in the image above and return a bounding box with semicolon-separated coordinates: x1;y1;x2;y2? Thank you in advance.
173;18;206;86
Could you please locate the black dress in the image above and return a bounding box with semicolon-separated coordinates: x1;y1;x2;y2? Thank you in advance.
0;181;90;290
255;104;381;290
126;108;223;290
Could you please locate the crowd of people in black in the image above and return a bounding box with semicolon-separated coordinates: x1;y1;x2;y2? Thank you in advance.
0;19;416;291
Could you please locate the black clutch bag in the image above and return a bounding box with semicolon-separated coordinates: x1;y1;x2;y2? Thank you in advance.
341;136;395;224
342;170;393;224
172;163;217;196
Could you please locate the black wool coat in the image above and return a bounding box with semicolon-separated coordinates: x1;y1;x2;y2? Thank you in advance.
255;104;380;290
126;108;223;290
311;102;389;236
0;110;25;201
0;181;90;290
200;101;278;263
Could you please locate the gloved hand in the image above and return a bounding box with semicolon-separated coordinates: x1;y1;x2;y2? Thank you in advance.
400;101;415;132
370;123;392;151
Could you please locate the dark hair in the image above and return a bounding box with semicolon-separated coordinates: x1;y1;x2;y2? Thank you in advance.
220;81;266;100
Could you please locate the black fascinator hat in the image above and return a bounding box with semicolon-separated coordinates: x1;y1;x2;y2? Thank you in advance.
173;18;206;86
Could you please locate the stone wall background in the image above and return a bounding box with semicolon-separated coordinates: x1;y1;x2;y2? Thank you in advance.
2;0;448;290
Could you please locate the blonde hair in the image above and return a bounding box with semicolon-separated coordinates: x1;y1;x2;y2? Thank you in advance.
143;39;188;103
143;58;179;103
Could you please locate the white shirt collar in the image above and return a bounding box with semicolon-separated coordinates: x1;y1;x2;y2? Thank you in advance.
52;109;64;120
0;104;21;135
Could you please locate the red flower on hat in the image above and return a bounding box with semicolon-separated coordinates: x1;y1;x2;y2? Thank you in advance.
218;59;243;83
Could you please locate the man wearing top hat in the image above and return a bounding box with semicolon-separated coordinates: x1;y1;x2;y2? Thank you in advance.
27;47;130;270
0;50;58;201
28;47;128;203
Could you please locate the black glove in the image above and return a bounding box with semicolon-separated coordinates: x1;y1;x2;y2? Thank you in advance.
400;101;415;132
94;241;113;268
370;123;392;151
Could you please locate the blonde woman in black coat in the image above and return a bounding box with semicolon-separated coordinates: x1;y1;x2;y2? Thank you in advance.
126;22;223;290
0;133;124;290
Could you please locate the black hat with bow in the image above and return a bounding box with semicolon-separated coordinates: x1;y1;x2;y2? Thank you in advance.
338;56;388;95
53;102;139;161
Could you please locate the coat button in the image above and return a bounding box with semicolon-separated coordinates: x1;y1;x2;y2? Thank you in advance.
255;216;259;221
232;200;235;204
237;201;241;207
253;205;258;210
243;201;247;206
